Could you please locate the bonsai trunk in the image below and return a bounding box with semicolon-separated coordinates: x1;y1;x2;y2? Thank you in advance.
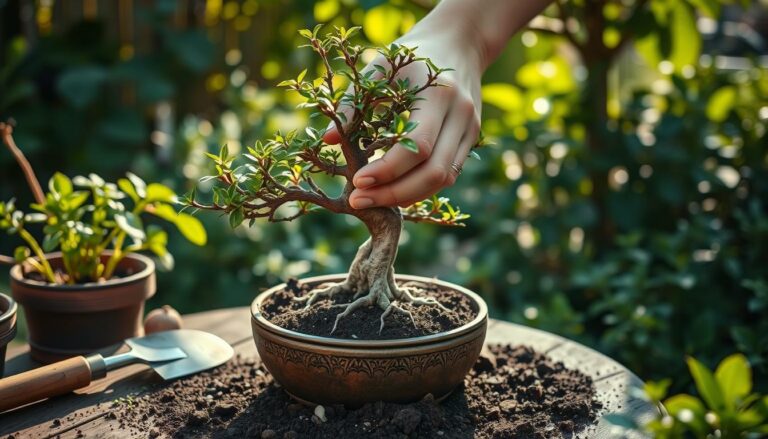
296;206;445;333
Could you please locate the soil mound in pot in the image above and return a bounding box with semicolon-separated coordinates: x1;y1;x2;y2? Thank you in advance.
261;279;477;339
114;344;602;438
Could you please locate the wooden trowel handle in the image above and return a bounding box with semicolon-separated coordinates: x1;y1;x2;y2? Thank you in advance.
0;356;93;412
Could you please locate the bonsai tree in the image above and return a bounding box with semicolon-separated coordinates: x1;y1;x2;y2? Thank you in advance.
186;26;475;333
0;122;207;284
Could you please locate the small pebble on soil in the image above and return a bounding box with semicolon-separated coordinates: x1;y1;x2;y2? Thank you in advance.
114;345;602;438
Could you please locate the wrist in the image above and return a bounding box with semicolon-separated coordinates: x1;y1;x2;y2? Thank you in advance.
400;6;489;72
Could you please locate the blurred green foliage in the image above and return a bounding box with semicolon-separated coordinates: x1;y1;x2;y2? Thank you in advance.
1;0;767;394
608;353;768;437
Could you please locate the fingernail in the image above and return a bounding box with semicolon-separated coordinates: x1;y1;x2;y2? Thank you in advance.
351;197;374;209
355;176;376;188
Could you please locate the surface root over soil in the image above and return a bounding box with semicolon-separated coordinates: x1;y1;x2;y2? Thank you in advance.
114;344;603;439
262;278;476;340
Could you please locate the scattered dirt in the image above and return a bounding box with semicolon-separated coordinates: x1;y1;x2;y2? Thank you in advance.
261;279;477;339
114;344;602;438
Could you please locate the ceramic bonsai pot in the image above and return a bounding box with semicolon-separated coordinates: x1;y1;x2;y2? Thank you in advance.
0;292;18;377
251;274;488;407
10;252;156;363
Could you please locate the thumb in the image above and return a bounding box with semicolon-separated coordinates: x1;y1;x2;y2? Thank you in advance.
322;121;343;145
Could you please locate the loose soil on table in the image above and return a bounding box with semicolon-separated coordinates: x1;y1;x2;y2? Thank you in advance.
114;344;602;438
261;279;476;339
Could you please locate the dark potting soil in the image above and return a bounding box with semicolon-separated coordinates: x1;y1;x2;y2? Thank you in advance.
23;267;133;284
261;279;476;340
114;344;602;438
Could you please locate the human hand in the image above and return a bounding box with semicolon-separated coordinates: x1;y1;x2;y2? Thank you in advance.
323;20;484;209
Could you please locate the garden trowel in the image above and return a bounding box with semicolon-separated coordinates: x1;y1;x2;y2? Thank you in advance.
0;329;233;412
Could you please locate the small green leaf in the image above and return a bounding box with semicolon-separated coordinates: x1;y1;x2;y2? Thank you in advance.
146;226;169;256
297;68;307;83
50;172;73;197
66;191;90;210
664;394;709;434
644;379;672;402
229;207;244;229
687;356;725;411
14;246;30;263
149;203;179;222
89;173;105;187
146;184;177;203
118;178;139;202
175;213;207;246
715;353;751;409
72;175;91;187
400;138;419;153
114;212;146;241
24;213;47;223
127;173;147;198
664;394;706;415
42;232;62;252
157;252;175;271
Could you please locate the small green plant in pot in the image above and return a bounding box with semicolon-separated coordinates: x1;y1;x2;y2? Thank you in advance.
186;26;488;406
0;122;206;363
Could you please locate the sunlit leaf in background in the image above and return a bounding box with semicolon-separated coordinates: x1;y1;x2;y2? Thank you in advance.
634;32;662;68
516;57;575;94
669;1;700;73
314;0;339;22
363;4;402;45
482;84;524;113
714;353;752;409
706;86;737;122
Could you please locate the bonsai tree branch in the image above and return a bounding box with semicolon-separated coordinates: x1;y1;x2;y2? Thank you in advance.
188;27;470;333
1;122;45;205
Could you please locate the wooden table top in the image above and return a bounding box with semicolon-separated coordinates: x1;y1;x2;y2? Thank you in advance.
0;308;657;438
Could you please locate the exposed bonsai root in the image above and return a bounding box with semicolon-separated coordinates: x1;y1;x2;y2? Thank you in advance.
396;286;451;312
292;282;351;309
331;269;450;334
379;303;416;334
330;293;375;334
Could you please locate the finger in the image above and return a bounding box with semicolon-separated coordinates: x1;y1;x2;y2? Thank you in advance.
322;57;387;145
403;132;476;208
350;105;468;208
352;87;448;189
398;120;478;208
450;117;481;170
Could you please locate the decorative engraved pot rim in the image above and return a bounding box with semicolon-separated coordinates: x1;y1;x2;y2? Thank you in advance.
251;273;488;349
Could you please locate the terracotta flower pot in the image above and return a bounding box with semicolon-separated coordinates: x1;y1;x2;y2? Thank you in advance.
10;252;156;363
251;274;488;407
0;292;18;377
